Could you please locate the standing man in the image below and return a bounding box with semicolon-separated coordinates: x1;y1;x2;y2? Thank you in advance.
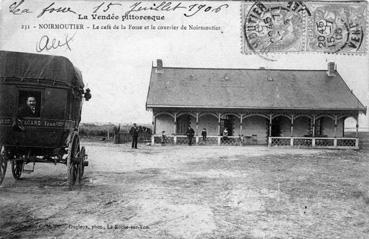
201;128;207;142
161;131;167;145
186;125;195;146
130;123;139;149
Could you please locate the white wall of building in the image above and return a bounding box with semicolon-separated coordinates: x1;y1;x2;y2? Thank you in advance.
278;117;291;137
156;114;174;135
294;117;311;137
198;115;218;136
242;116;268;145
320;118;344;137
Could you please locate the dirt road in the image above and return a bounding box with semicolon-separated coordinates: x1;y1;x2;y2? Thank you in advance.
1;142;369;239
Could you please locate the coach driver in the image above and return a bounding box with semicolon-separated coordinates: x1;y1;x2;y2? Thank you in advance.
18;96;40;118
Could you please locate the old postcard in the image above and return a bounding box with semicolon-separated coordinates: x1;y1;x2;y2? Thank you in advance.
1;0;369;238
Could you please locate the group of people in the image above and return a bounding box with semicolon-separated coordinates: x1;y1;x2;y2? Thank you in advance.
160;126;208;146
161;126;230;146
186;126;209;145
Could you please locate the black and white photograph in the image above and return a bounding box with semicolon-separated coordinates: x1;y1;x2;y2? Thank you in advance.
1;0;369;238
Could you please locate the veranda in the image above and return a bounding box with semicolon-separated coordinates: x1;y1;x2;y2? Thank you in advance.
151;110;360;149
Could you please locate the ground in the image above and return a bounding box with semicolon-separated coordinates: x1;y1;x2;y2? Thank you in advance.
1;142;369;239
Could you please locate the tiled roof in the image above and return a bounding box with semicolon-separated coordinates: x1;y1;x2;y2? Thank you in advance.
146;66;366;112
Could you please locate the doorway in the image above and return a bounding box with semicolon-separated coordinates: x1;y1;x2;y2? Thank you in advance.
220;115;234;136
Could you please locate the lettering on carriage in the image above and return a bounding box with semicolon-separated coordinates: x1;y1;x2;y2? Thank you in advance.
17;120;65;127
0;118;12;125
43;121;65;127
23;120;41;126
44;121;57;127
36;32;76;52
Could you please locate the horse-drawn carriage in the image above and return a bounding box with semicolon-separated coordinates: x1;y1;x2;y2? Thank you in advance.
0;51;91;188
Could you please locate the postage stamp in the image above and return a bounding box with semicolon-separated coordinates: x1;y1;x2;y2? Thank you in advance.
307;3;367;54
241;1;368;55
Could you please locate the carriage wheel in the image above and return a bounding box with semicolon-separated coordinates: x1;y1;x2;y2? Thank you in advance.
0;145;7;185
11;159;24;180
76;146;86;185
67;135;80;189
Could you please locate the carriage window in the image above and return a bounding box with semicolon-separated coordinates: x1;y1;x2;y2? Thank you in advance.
18;91;41;118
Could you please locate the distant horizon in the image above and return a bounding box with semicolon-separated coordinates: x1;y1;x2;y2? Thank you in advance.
79;121;368;132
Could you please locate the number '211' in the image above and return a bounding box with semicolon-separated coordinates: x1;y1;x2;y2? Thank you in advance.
21;25;30;30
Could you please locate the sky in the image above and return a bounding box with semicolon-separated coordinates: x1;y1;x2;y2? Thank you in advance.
1;0;368;128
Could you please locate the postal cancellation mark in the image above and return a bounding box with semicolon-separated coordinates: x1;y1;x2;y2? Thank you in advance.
242;1;367;55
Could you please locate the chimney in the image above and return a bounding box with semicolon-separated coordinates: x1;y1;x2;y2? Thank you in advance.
327;62;336;76
156;59;163;73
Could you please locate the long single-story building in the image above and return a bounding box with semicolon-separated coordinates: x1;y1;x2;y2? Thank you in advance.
146;60;366;149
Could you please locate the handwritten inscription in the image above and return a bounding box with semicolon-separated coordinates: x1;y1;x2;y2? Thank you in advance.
36;33;76;52
90;1;229;18
37;2;77;18
93;2;123;13
9;0;32;15
9;1;228;18
125;2;229;17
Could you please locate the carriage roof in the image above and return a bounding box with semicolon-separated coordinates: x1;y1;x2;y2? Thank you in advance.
0;51;84;89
